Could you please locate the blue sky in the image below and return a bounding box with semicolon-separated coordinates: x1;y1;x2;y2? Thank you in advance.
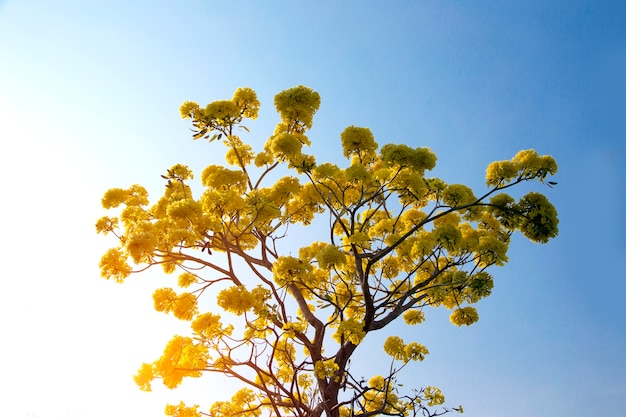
1;1;625;416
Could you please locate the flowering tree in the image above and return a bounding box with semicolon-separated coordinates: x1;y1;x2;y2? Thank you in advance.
97;86;558;417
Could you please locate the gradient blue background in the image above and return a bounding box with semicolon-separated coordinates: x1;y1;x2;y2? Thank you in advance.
1;1;624;416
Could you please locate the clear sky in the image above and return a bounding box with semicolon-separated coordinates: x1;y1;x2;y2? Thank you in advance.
1;1;625;416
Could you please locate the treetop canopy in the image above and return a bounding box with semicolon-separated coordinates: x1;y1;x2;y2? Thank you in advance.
97;85;558;417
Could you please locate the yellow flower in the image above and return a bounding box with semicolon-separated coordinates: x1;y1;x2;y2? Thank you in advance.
345;163;371;182
191;312;232;340
254;151;274;167
404;342;429;361
400;208;427;228
179;101;200;119
204;100;240;125
381;256;401;279
274;85;321;131
165;401;201;417
99;248;132;282
133;363;154;392
475;234;509;267
177;272;197;288
274;339;297;368
217;285;269;315
155;336;207;389
383;336;406;360
282;320;307;337
442;184;475;207
312;162;340;179
168;164;194;180
95;216;118;235
380;144;437;173
125;184;149;206
266;133;303;160
101;188;128;209
272;256;312;286
449;307;479;326
153;288;198;321
201;165;248;191
268;176;301;205
368;375;386;390
316;244;347;269
120;205;150;228
232;87;260;119
433;212;460;227
403;310;425;325
368;218;396;237
210;389;261;417
225;140;255;167
433;224;462;252
485;160;520;186
125;223;158;263
518;192;559;243
332;318;365;345
340;126;378;158
314;359;339;379
424;386;445;406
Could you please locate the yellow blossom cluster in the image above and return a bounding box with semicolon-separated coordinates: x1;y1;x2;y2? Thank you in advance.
177;272;197;288
424;386;446;407
383;336;429;363
153;288;198;321
380;143;437;174
202;165;248;192
164;402;201;417
486;148;557;186
441;184;476;207
217;285;270;316
340;126;378;159
180;87;260;140
517;192;559;243
449;306;479;326
232;88;261;119
274;85;320;133
272;255;313;287
98;248;132;283
403;309;425;325
273;339;297;378
315;244;347;269
191;312;233;342
134;336;207;390
314;359;340;380
210;388;262;417
332;318;366;345
361;375;406;415
224;135;255;167
281;320;308;337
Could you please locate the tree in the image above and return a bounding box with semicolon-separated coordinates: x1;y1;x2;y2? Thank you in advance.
97;86;558;417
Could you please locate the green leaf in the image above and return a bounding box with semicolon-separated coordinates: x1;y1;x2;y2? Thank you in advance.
209;133;223;143
192;129;206;140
